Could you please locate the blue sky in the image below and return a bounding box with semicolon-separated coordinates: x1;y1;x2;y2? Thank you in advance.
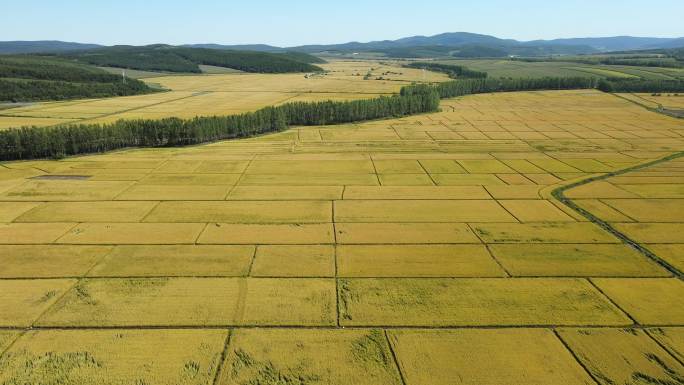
1;0;682;46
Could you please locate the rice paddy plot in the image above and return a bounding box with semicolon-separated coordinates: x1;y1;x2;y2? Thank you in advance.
87;245;255;277
0;279;76;327
389;329;595;385
337;244;506;277
489;244;669;277
1;88;683;383
334;200;515;222
0;329;227;385
218;329;403;385
557;328;684;385
471;222;619;243
0;245;112;278
36;277;336;327
250;245;335;277
338;278;630;326
142;200;332;223
648;327;684;362
591;278;684;325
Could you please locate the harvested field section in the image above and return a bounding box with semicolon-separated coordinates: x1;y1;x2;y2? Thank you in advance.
0;329;227;385
389;329;594;385
338;278;630;326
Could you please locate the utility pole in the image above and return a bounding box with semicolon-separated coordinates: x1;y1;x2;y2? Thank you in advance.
122;69;126;84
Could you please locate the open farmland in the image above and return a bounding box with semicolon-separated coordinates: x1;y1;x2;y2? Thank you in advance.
438;59;684;80
0;89;683;383
0;60;449;129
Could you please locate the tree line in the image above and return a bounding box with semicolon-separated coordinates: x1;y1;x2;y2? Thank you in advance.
4;69;682;160
0;55;159;102
0;78;156;102
434;77;600;98
59;45;324;74
0;85;439;160
405;62;488;79
597;78;684;93
511;56;682;69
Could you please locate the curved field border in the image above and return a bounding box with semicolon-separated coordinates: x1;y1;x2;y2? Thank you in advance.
613;93;684;119
549;151;684;280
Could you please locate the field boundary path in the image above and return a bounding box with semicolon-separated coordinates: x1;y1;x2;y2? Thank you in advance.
550;151;684;280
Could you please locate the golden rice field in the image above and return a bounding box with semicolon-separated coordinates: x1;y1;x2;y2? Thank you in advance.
0;60;449;129
628;93;684;110
1;89;683;384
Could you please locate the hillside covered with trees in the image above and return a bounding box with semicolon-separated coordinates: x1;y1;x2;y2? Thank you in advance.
59;45;324;73
0;55;158;102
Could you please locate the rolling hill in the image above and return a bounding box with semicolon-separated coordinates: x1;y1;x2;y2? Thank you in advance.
0;41;102;54
0;55;158;102
59;45;324;73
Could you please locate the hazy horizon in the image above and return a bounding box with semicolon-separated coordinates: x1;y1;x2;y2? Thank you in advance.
1;0;682;47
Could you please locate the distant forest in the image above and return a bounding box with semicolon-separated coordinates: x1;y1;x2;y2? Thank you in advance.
58;45;325;73
0;56;158;102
